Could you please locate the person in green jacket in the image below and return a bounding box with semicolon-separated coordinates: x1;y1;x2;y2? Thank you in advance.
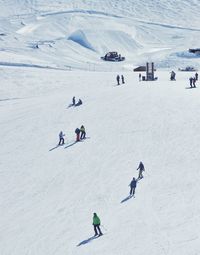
93;213;103;236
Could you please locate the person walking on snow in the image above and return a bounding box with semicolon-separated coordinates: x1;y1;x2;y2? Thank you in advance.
137;161;145;179
193;77;196;88
195;72;198;81
139;73;142;81
189;77;193;88
58;131;65;145
80;125;86;139
116;75;120;85
75;128;80;142
129;177;137;196
121;75;125;84
93;213;103;236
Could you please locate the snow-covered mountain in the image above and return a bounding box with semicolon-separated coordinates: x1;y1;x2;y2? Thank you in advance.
1;1;200;255
0;0;200;70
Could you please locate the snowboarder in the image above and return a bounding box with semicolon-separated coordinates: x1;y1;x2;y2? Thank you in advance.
195;72;198;81
80;125;86;139
137;161;145;179
75;128;80;142
116;75;120;85
121;75;125;84
139;73;142;81
189;77;193;88
93;213;103;237
58;131;65;145
75;99;82;106
72;96;76;106
129;177;137;196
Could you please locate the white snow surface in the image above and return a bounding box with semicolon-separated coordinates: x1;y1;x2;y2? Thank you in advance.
1;1;200;255
1;67;200;255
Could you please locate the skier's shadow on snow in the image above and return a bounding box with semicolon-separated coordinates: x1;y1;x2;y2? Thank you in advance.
64;141;77;149
77;236;98;247
121;195;134;203
185;87;197;89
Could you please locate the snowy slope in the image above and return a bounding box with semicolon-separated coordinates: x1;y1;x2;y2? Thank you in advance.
0;0;200;70
1;67;200;255
1;1;200;255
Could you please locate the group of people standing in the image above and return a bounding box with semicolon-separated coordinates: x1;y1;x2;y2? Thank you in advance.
58;126;86;145
116;74;125;85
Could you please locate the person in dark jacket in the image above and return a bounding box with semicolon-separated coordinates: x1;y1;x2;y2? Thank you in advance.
72;96;76;106
137;161;145;179
195;72;198;81
170;71;176;81
75;99;82;106
189;77;193;88
80;125;86;139
121;75;125;84
116;75;120;85
193;77;196;88
129;177;137;196
139;73;142;81
93;213;103;236
75;128;80;142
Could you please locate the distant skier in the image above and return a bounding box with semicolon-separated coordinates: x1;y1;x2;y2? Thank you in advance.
137;161;145;179
195;72;198;81
75;99;82;106
58;131;65;145
80;125;86;139
121;75;125;84
129;177;137;196
139;73;142;81
189;77;193;88
170;71;176;81
75;128;80;142
72;96;76;106
93;213;103;237
116;75;120;85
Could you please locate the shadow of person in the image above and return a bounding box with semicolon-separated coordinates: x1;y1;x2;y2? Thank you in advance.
121;195;134;203
77;236;98;247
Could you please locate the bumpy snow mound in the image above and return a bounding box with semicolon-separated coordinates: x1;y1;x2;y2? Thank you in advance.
68;30;95;51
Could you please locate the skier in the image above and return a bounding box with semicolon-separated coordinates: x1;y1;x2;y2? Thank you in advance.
139;73;142;81
116;75;120;85
58;131;65;145
75;128;80;142
75;99;82;106
121;75;125;84
80;125;86;139
129;177;137;196
93;213;103;237
72;96;76;106
189;77;193;88
137;161;145;179
195;72;198;81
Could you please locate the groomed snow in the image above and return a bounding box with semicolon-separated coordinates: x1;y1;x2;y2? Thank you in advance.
0;66;200;255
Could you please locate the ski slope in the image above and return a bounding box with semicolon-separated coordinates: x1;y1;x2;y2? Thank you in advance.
1;67;200;255
0;0;200;71
1;0;200;254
